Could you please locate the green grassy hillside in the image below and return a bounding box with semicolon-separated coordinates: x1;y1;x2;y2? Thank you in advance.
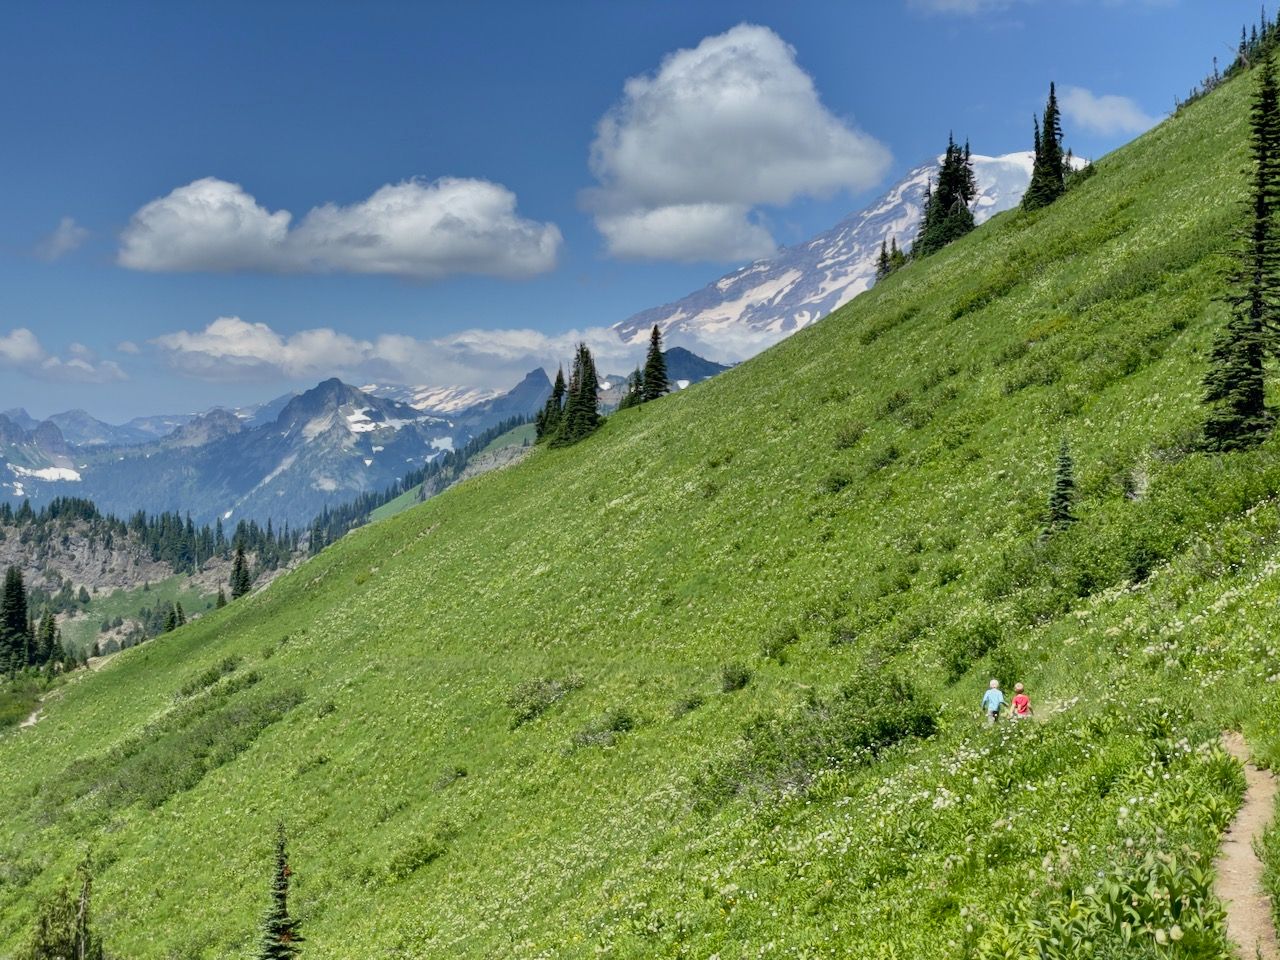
2;64;1280;958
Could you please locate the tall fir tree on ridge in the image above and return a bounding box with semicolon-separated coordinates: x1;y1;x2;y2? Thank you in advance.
1023;82;1067;211
551;343;602;447
257;822;303;960
535;367;567;441
1203;50;1280;449
641;325;669;403
912;133;977;258
617;367;645;410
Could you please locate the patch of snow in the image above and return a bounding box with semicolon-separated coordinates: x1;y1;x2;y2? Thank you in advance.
223;510;234;520
676;379;691;390
430;437;455;453
314;476;338;492
600;381;613;391
12;482;23;497
8;464;81;482
345;408;379;433
372;445;384;452
363;458;373;467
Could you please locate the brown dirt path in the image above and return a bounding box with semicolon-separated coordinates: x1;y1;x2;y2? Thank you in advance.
1217;732;1279;960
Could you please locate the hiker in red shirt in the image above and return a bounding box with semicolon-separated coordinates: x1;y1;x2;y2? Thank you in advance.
1010;682;1033;720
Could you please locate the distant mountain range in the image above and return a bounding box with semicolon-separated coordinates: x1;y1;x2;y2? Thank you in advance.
1;350;727;526
612;152;1044;352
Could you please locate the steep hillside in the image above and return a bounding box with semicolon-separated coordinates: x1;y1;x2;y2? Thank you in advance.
3;63;1280;959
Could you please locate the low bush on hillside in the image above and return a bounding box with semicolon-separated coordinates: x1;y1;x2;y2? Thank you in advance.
175;654;242;700
760;623;799;663
0;678;44;731
698;671;936;806
505;674;583;728
671;693;704;718
719;662;751;693
571;707;636;749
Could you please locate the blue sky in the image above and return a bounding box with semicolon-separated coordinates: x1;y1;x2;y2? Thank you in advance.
0;0;1261;420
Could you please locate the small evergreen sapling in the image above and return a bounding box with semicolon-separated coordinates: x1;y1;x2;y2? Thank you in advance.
1047;440;1077;531
258;822;303;959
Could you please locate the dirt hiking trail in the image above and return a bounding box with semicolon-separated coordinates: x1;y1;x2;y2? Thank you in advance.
1217;732;1279;960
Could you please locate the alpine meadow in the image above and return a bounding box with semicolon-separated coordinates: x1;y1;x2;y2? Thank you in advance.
6;23;1280;960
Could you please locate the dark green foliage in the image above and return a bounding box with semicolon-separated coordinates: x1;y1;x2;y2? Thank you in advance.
1203;53;1280;450
913;134;977;258
505;675;583;728
719;662;752;693
230;544;253;600
535;367;567;441
571;707;636;749
176;655;242;700
1023;83;1067;211
617;367;645;410
216;587;227;609
761;622;799;663
671;694;705;718
698;671;937;805
0;566;30;671
258;822;303;959
549;343;601;448
1047;440;1078;530
875;239;891;280
875;238;908;282
17;856;104;960
641;325;670;402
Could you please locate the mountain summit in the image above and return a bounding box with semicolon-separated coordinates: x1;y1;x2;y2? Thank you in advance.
612;152;1041;354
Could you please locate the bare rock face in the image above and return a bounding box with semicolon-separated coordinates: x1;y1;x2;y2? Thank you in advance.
0;520;171;594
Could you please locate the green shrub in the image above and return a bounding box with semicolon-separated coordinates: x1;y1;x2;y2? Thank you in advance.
719;662;752;693
505;674;583;729
698;670;936;806
571;708;636;749
175;655;242;700
671;694;705;718
833;420;867;450
760;623;799;663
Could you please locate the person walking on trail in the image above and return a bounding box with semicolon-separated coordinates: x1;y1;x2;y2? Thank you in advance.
1010;682;1033;720
981;679;1005;724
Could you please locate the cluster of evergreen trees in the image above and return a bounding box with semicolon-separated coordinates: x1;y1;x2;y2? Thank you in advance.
0;567;78;674
1022;83;1072;211
0;497;297;579
874;238;908;281
913;134;978;258
1180;9;1280;111
1202;50;1280;450
618;326;671;410
536;343;602;447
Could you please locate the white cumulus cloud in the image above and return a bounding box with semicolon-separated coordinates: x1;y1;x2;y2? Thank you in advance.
1060;86;1160;136
119;176;561;280
35;217;89;261
151;317;642;391
0;328;127;383
585;23;891;262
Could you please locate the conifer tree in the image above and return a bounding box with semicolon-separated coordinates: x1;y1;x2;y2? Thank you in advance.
258;822;303;959
0;566;30;672
641;325;669;402
230;544;253;599
216;587;228;609
889;237;907;271
536;367;567;441
618;368;645;410
1047;440;1077;530
175;602;186;627
1023;83;1067;210
19;855;104;960
913;134;977;257
1203;52;1280;449
551;344;601;447
875;240;891;280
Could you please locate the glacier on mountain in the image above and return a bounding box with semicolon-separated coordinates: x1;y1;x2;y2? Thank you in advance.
612;152;1044;357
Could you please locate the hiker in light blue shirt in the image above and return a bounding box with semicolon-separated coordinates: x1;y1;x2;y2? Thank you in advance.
981;679;1005;724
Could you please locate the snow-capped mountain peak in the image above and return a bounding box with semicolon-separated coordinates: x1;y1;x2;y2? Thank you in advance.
612;151;1050;353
